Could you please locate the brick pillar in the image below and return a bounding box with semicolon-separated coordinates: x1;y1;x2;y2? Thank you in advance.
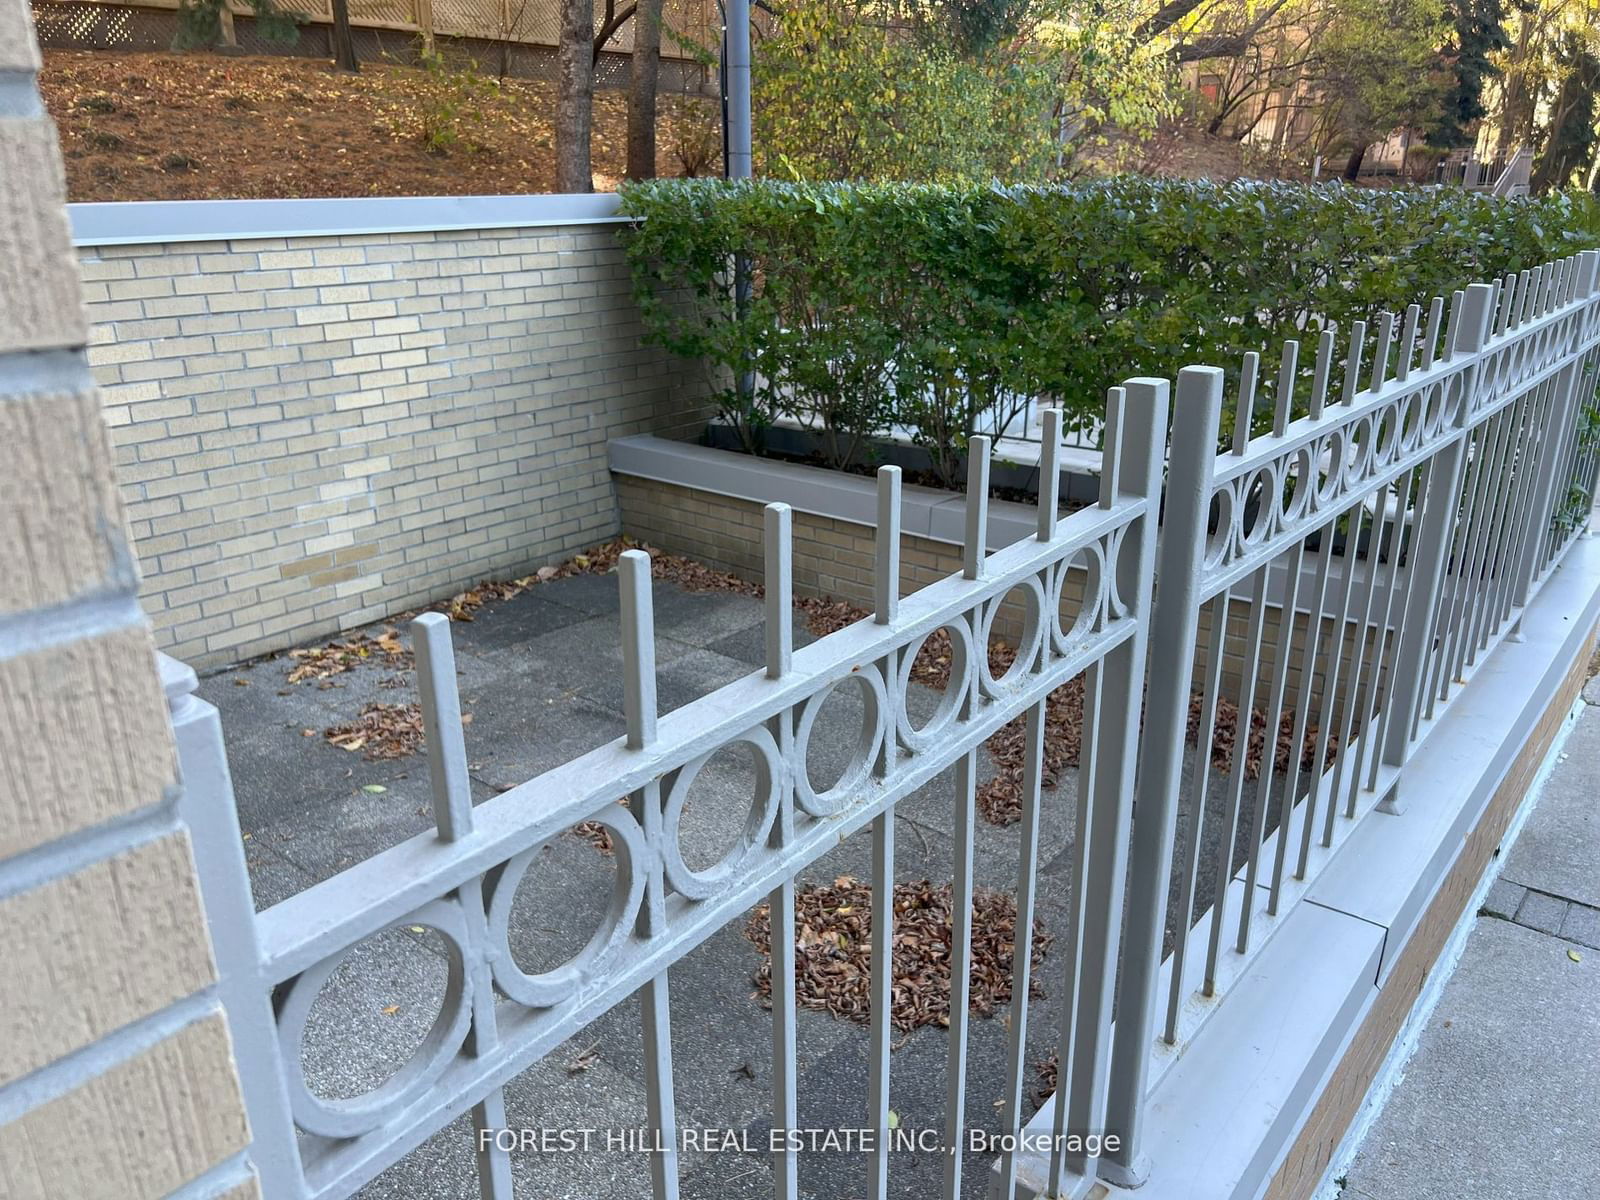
0;7;258;1198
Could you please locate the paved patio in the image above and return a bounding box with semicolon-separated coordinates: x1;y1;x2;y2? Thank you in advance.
203;569;1277;1200
1341;670;1600;1200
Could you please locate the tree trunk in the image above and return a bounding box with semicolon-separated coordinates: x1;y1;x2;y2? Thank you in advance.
330;0;359;72
625;0;662;179
556;0;595;193
1343;144;1366;181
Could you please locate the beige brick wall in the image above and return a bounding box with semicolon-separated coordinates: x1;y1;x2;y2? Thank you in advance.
0;4;255;1196
81;224;708;668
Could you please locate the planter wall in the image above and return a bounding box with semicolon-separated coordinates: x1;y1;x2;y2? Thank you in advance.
610;435;1394;707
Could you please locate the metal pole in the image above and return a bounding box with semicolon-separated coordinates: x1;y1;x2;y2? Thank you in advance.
725;0;751;179
1102;367;1224;1185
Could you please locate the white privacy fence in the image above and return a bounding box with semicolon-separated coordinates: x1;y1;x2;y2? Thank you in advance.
165;250;1600;1200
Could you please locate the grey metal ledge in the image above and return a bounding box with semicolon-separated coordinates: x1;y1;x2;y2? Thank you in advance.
609;434;1041;552
69;191;627;248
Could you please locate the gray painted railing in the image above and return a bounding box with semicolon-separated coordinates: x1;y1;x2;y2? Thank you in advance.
166;250;1600;1200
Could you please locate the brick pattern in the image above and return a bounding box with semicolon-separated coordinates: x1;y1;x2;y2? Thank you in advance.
1263;624;1599;1200
0;1011;250;1199
0;387;133;615
0;119;86;351
81;227;708;667
0;832;217;1086
0;624;177;860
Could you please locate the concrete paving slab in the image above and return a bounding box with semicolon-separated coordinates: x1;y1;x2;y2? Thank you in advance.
1344;918;1600;1200
1501;700;1600;908
1559;901;1600;950
578;645;758;719
250;771;497;895
445;587;593;654
463;695;628;793
1515;888;1569;934
1480;877;1526;920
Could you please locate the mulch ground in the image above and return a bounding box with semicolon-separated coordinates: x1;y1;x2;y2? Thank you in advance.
40;49;719;201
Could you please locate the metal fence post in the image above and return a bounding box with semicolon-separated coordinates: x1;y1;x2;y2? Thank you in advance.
162;653;307;1199
1101;367;1223;1187
1510;252;1600;608
1379;283;1497;790
1061;377;1168;1188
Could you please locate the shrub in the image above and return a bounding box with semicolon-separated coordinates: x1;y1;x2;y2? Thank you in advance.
617;178;1600;472
415;50;500;155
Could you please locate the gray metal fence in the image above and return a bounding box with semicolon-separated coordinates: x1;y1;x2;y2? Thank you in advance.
165;250;1600;1200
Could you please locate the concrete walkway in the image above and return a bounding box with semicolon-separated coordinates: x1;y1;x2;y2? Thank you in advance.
1341;668;1600;1200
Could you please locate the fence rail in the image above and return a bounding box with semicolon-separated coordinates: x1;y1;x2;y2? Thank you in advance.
168;250;1600;1200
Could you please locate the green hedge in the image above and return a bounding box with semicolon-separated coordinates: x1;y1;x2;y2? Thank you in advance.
617;178;1600;484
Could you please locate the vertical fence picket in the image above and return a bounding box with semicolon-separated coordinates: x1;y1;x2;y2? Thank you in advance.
1103;370;1222;1177
1072;377;1170;1187
1053;662;1100;1187
1396;304;1421;382
414;613;514;1197
1273;341;1298;435
413;612;474;841
619;551;679;1200
1272;518;1336;907
996;699;1047;1198
1370;312;1395;391
941;750;978;1200
762;505;799;1200
1311;327;1335;419
876;467;902;625
1234;351;1260;453
1424;295;1447;365
867;469;903;1200
866;802;894;1200
964;436;991;580
1342;320;1367;405
1038;408;1063;542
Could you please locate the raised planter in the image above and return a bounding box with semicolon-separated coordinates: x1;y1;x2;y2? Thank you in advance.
609;434;1396;699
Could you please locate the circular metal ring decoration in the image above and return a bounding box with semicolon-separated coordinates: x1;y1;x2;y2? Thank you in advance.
1240;465;1277;548
792;665;888;818
977;572;1046;698
895;618;973;754
486;806;647;1009
1203;479;1237;570
1283;445;1317;525
660;725;782;900
1051;541;1105;654
277;898;473;1140
1343;413;1376;487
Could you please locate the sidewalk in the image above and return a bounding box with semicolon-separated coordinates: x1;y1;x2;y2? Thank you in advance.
1340;664;1600;1200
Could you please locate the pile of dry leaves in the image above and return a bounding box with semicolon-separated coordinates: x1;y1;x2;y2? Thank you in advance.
324;703;426;760
745;876;1051;1034
286;627;411;683
976;670;1342;827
